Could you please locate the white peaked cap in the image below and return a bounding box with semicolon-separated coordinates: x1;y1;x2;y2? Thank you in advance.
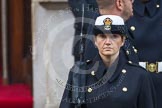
95;15;125;26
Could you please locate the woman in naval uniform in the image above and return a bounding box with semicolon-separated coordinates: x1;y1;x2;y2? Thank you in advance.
59;15;156;108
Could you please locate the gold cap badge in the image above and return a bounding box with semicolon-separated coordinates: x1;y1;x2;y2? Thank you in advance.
103;17;112;30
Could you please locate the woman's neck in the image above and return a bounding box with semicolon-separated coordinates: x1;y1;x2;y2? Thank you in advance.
100;51;119;67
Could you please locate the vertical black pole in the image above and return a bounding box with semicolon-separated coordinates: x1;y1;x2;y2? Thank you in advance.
72;3;86;108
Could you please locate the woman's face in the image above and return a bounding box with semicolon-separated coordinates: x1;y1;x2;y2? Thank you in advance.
95;33;125;57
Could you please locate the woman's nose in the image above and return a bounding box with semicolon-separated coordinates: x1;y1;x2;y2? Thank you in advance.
104;36;112;44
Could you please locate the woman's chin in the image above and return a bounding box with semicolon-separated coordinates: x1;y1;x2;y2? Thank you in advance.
102;52;113;56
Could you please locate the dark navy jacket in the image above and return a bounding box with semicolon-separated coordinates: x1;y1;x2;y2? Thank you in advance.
126;0;162;107
126;0;162;62
59;50;156;108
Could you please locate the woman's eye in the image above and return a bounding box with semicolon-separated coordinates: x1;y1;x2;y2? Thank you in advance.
111;34;120;39
99;34;106;38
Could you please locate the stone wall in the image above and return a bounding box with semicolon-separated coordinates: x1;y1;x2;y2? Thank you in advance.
32;0;75;108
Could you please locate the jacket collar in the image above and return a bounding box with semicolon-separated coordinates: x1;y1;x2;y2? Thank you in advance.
93;54;107;80
109;50;127;83
134;0;157;17
92;50;127;82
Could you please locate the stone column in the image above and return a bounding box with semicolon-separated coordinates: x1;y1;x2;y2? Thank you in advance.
32;0;75;107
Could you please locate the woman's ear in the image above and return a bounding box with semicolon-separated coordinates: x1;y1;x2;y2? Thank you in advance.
94;37;98;48
115;0;124;11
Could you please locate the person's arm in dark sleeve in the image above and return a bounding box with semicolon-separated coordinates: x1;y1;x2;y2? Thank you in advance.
138;72;157;108
59;70;75;108
59;63;87;108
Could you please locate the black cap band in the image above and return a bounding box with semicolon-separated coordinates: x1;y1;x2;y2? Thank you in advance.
93;25;127;37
